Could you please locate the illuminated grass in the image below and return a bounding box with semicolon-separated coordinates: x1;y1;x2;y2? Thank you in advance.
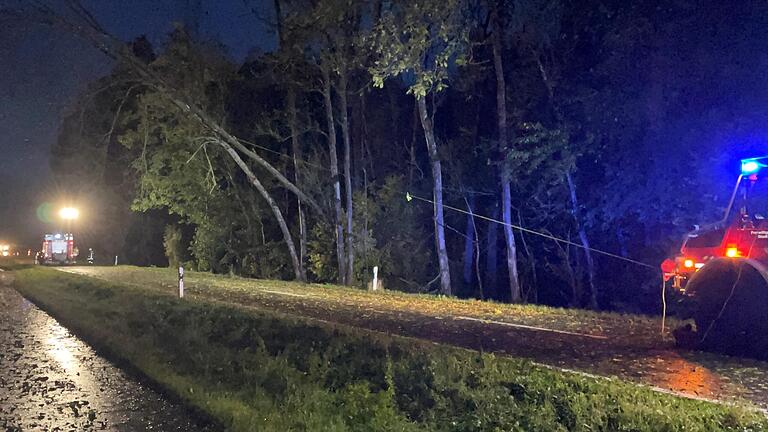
13;267;768;431
62;265;678;346
57;265;768;410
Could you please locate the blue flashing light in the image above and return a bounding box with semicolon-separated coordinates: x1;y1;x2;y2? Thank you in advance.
742;160;762;175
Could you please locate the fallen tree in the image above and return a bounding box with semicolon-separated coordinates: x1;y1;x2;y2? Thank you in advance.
6;1;321;281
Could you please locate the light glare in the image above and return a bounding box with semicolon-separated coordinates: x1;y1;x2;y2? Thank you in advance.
59;207;79;220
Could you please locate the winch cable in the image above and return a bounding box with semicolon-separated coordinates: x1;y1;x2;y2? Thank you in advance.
233;137;659;266
229;137;668;330
661;278;667;335
403;191;667;335
403;191;657;269
699;234;758;344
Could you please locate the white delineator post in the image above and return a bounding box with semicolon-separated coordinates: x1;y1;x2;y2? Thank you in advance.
372;266;379;291
178;266;185;298
114;255;118;266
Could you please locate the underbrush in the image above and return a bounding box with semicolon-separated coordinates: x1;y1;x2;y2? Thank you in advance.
13;268;767;431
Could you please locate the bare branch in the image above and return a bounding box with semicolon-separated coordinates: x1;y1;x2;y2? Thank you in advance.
102;84;140;143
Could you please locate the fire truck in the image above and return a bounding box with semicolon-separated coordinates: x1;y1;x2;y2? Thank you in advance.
662;156;768;357
41;233;78;265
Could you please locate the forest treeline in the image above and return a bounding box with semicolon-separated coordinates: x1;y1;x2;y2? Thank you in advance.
42;0;768;311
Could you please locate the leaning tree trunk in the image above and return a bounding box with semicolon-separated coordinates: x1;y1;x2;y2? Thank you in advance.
491;2;521;302
275;0;306;269
287;87;307;268
416;95;452;296
321;64;347;284
24;2;318;281
338;71;355;285
567;173;598;309
219;139;306;281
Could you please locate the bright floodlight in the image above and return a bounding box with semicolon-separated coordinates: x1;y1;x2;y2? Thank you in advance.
742;160;761;175
59;207;79;220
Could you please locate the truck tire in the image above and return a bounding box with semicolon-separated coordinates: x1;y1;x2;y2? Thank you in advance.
685;258;768;359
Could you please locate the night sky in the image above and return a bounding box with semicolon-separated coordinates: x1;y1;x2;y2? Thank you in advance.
0;0;274;246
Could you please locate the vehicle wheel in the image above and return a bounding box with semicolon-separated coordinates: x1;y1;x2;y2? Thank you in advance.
686;258;768;359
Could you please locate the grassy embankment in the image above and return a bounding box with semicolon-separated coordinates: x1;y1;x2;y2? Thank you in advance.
61;265;681;347
13;267;767;432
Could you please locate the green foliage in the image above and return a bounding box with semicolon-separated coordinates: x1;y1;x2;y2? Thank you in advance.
163;224;188;268
188;221;222;272
116;29;277;275
53;0;768;311
308;221;339;282
509;123;570;176
14;267;768;432
236;242;292;280
363;176;434;292
368;0;469;98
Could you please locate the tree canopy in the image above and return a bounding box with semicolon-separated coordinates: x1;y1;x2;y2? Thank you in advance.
35;0;768;312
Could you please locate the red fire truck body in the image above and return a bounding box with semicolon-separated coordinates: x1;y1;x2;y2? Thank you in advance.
42;233;77;265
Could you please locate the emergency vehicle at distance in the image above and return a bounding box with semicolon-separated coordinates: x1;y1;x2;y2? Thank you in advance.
41;233;78;265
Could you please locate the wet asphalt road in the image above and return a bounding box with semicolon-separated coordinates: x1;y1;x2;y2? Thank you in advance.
0;278;214;431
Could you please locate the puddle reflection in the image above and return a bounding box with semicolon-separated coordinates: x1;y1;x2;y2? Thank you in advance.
2;284;211;431
46;335;77;371
37;315;81;374
655;354;720;396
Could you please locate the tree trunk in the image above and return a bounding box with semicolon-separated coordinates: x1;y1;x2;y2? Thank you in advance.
409;101;418;186
274;0;306;267
530;37;598;308
486;204;499;294
465;196;483;299
517;208;538;303
322;64;347;284
416;95;451;296
463;195;476;287
338;71;355;285
228;173;255;243
360;92;375;181
490;2;521;302
219;140;305;281
287;87;307;268
567;172;598;309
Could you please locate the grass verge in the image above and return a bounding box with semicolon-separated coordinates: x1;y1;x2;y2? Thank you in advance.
62;265;681;347
13;267;768;431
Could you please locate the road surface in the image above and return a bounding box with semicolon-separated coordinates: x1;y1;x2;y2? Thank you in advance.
0;274;214;431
